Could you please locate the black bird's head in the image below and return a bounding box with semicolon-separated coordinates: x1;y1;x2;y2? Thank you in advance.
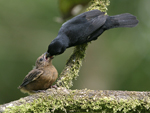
46;40;67;58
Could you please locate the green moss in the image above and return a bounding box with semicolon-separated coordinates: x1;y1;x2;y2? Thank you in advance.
5;0;148;112
56;43;88;89
87;0;110;13
4;89;150;113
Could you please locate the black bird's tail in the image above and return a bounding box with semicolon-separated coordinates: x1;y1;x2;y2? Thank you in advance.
105;13;138;30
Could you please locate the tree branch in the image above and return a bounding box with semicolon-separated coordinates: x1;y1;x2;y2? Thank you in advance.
1;88;150;112
1;0;146;113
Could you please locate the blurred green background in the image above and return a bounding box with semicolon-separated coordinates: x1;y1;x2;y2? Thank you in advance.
0;0;150;104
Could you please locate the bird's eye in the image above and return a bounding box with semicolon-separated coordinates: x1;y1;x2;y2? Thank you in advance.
39;58;43;61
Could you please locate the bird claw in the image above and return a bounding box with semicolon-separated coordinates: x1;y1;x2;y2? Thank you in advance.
32;90;46;93
50;84;58;89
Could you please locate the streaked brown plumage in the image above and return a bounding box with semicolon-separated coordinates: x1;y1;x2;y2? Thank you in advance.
18;53;58;94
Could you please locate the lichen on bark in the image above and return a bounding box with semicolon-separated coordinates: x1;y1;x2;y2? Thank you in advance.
2;88;150;113
4;0;149;113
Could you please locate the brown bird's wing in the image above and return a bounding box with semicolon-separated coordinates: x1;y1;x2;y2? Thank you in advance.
19;69;43;88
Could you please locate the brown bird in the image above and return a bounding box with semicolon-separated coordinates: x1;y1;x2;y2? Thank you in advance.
18;53;58;94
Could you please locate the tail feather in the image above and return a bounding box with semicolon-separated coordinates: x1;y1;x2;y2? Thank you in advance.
106;13;138;29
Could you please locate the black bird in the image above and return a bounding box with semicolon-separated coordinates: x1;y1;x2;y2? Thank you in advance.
46;10;138;58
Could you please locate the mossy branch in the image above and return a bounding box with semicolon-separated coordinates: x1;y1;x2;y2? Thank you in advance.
1;88;150;112
56;0;110;89
1;0;146;113
56;43;88;89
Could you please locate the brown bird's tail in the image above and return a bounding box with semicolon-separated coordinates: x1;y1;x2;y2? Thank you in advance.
105;13;139;29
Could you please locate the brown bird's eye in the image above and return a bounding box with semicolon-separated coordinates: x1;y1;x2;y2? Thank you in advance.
39;58;43;61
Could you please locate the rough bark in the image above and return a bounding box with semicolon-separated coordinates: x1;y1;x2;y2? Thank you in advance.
1;88;150;112
1;0;147;113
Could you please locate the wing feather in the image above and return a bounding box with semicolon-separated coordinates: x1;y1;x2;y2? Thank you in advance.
19;69;43;88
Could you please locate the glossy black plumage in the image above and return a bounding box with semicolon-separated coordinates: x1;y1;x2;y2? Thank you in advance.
47;10;138;57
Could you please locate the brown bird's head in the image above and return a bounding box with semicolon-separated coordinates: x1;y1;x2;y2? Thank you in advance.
35;53;54;68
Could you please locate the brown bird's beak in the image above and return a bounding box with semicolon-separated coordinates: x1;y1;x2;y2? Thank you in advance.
44;52;54;60
45;52;50;59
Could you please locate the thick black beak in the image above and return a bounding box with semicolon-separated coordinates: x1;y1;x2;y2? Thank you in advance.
45;52;50;59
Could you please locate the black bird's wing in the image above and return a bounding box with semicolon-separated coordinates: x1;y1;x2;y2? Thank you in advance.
60;10;107;45
81;10;107;37
19;69;43;88
62;10;106;27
